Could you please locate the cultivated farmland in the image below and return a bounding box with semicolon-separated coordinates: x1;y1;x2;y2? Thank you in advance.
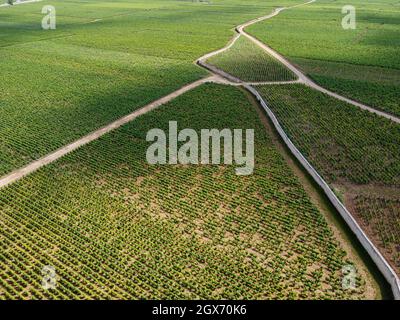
256;84;400;275
0;0;300;176
206;35;297;82
247;0;400;116
0;84;375;299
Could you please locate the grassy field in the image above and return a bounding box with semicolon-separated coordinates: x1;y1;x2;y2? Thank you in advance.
247;0;400;116
256;83;400;274
0;0;303;176
206;35;297;82
0;84;372;299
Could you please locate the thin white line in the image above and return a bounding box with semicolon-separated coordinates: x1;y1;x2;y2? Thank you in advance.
245;84;400;300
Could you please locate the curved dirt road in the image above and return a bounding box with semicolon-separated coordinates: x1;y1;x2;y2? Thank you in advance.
198;0;400;298
0;76;217;189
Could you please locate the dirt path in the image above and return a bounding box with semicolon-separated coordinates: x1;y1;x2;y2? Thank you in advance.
0;76;216;189
198;0;400;124
0;0;42;7
240;29;400;123
3;0;395;189
0;0;398;299
198;0;400;298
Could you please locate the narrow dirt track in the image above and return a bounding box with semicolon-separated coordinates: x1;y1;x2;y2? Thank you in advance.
0;0;398;187
240;28;400;123
0;2;319;189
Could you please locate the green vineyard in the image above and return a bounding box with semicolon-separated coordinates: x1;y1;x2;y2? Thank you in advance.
0;0;290;177
256;83;400;274
206;35;297;82
1;0;398;303
247;0;400;116
0;84;370;299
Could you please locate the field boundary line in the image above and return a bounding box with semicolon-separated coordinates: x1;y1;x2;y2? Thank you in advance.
0;76;215;190
2;0;399;298
240;31;400;123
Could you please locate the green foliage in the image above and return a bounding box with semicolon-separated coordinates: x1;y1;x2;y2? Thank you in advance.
247;0;400;69
0;84;366;299
247;0;400;115
291;57;400;117
256;84;400;186
0;0;299;176
207;36;297;82
256;83;400;273
354;194;400;270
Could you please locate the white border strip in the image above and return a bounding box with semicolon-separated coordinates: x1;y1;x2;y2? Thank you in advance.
244;84;400;299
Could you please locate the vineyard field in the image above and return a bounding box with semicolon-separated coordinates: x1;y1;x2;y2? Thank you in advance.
0;0;301;177
1;0;398;303
206;35;297;82
256;83;400;274
247;0;400;116
291;57;400;118
0;84;373;299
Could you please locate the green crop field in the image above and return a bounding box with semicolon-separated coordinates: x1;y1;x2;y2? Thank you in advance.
247;0;400;116
0;0;398;303
0;84;372;299
206;35;297;82
256;83;400;274
0;0;302;176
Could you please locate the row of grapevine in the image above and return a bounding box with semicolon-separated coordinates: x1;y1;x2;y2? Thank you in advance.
246;0;400;116
1;0;286;177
